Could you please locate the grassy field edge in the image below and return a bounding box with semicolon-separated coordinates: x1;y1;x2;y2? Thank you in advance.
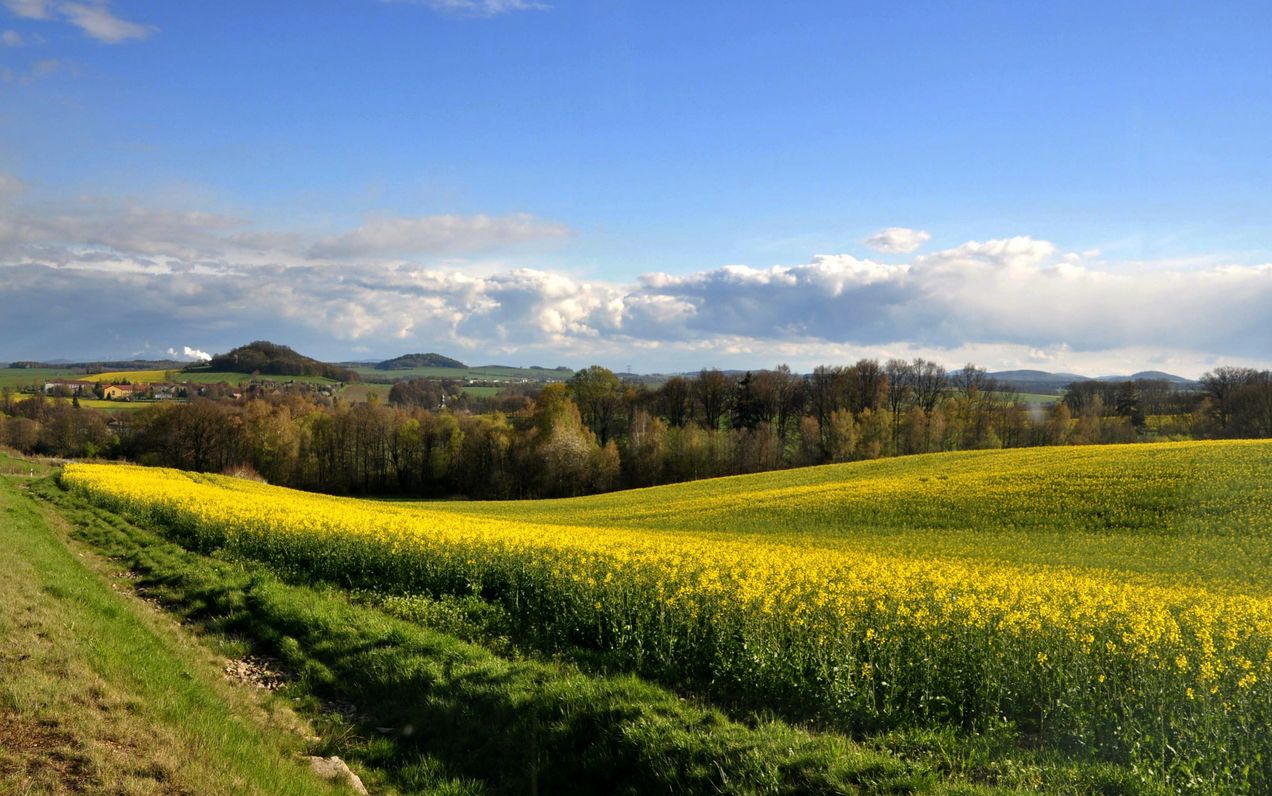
0;474;342;795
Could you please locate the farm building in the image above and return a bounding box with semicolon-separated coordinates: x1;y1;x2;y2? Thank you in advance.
42;380;96;395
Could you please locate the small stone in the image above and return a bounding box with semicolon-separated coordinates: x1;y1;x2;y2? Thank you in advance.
306;755;368;795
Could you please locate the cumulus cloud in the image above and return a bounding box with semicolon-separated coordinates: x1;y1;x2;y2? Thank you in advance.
2;0;154;43
864;226;932;254
307;213;570;259
2;188;1271;375
167;345;211;362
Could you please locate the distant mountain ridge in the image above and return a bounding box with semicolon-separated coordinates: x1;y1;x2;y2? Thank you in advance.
1095;370;1195;384
988;369;1086;384
990;369;1198;395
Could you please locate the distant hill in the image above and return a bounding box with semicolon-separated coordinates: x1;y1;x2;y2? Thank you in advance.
1097;371;1197;385
376;353;468;370
990;368;1197;395
9;359;183;372
191;341;357;382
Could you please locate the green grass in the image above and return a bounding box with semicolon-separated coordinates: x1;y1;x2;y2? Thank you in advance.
178;370;341;386
29;477;1021;795
430;440;1272;596
0;474;340;795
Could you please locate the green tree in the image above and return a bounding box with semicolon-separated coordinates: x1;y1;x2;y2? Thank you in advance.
568;365;625;445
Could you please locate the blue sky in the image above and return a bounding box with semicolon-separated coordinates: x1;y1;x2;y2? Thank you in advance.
2;1;1271;375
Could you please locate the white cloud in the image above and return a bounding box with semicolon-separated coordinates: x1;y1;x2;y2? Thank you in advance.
0;57;68;84
1;188;1270;376
863;226;932;254
167;345;211;362
0;196;243;259
58;2;152;42
1;0;51;20
2;28;22;45
0;173;23;201
383;0;549;17
2;0;153;43
308;213;570;259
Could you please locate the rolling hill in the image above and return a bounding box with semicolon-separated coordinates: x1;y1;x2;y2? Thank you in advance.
190;341;357;382
375;352;468;370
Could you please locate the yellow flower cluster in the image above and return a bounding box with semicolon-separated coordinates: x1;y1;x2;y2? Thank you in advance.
61;446;1272;787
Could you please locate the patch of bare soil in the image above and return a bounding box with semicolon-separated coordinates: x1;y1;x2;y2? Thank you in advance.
0;711;95;793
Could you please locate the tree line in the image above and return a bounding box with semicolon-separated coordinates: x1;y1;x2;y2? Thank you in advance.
3;360;1271;499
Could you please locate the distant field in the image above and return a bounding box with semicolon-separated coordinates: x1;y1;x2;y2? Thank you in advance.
0;367;345;393
0;368;80;389
337;383;393;403
176;370;339;386
76;398;159;412
0;449;53;476
448;440;1272;594
1008;391;1061;403
83;369;178;384
8;395;158;413
338;383;500;402
350;364;572;382
5;367;341;387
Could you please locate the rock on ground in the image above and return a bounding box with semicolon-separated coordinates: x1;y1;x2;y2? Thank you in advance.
306;755;368;795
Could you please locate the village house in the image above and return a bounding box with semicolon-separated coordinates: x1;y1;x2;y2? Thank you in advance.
102;383;148;401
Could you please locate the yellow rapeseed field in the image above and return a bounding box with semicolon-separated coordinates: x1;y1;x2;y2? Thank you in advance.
82;369;178;384
62;440;1272;789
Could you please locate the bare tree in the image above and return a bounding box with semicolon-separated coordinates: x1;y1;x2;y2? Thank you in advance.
696;369;733;430
1201;367;1260;432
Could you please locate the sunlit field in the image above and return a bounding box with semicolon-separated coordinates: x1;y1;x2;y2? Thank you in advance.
81;369;178;383
63;440;1272;791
